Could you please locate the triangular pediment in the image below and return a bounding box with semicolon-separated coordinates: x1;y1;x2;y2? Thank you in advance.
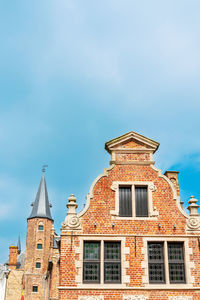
105;131;159;153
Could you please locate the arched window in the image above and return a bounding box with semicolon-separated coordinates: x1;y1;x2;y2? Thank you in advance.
38;222;44;231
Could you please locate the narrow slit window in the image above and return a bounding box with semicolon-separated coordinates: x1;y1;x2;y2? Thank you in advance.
168;242;185;283
148;242;165;283
119;186;132;217
135;186;148;217
83;242;100;283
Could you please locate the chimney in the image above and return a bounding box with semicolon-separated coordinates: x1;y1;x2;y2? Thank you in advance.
8;246;18;270
164;171;180;197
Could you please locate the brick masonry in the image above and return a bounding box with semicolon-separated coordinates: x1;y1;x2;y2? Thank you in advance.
5;131;200;300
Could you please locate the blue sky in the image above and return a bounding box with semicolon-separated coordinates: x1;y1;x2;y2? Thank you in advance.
0;0;200;263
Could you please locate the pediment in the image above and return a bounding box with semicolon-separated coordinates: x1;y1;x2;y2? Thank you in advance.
105;131;159;153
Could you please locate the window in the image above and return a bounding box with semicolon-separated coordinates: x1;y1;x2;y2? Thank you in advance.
119;186;132;217
32;286;38;292
148;242;165;283
37;243;43;249
83;241;121;284
148;242;185;284
104;242;121;283
168;242;185;283
38;225;43;231
119;185;148;217
83;242;100;283
135;186;148;217
36;262;41;269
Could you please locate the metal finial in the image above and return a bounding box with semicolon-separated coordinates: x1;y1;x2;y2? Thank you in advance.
42;164;48;173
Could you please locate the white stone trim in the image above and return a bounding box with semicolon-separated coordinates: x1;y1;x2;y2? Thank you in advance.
78;297;104;300
142;237;195;288
169;297;193;300
150;165;189;219
78;164;115;218
75;236;130;287
58;286;200;290
123;296;148;300
110;181;158;219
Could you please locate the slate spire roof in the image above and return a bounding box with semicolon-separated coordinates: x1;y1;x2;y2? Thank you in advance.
28;174;53;221
17;236;21;254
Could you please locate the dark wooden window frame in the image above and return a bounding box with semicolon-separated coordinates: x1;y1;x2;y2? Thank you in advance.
168;242;186;284
83;241;121;284
83;241;100;283
148;241;186;284
119;185;148;217
148;242;165;284
104;241;121;283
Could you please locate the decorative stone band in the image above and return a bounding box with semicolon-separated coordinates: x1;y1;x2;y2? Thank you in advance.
78;297;104;300
123;296;148;300
168;297;193;300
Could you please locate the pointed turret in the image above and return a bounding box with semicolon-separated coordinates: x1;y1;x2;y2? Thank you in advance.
28;173;53;221
17;236;21;254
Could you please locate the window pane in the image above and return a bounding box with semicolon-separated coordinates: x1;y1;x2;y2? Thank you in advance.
148;242;165;283
38;225;43;230
37;244;43;249
168;243;185;283
84;242;100;260
36;262;41;269
104;242;120;260
104;242;121;283
104;263;121;283
148;243;164;262
135;186;148;217
83;242;100;283
119;186;132;217
32;286;38;292
83;262;100;283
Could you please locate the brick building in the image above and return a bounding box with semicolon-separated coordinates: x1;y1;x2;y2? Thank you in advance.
3;131;200;300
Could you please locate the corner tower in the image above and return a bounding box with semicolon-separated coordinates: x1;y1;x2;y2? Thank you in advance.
24;171;53;300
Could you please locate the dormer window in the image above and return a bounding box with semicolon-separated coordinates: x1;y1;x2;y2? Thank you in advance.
119;185;148;217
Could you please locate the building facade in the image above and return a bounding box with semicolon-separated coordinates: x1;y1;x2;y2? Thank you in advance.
3;131;200;300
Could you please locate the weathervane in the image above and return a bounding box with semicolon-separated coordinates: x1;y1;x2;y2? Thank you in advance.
42;164;48;173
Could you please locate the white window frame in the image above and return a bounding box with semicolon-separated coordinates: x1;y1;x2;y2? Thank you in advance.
110;181;158;219
142;237;195;288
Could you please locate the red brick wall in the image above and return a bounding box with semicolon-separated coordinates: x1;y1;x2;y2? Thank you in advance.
59;140;200;299
24;218;53;300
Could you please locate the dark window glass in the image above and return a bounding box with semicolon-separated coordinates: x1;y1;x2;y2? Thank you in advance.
37;243;43;249
83;242;100;283
38;225;43;230
168;242;185;283
135;186;148;217
36;262;41;269
119;186;132;217
148;242;165;283
32;286;38;292
104;242;121;283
